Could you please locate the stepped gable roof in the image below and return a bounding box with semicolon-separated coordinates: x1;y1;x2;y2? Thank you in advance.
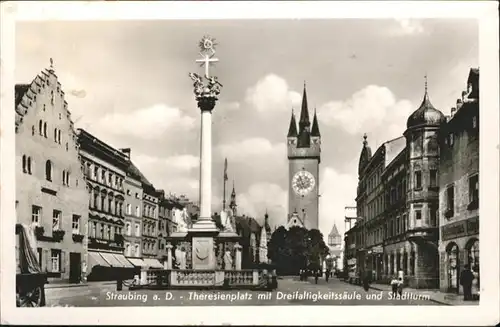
15;84;30;107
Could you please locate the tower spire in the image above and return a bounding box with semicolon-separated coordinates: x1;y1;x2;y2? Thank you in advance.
287;108;298;137
311;107;321;137
299;82;310;128
363;133;368;146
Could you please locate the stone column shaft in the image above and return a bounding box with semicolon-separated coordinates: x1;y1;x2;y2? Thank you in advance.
199;110;212;220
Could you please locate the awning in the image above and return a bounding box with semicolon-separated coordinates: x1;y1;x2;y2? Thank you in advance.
88;251;111;268
143;258;164;269
127;258;146;267
112;253;134;268
100;252;125;267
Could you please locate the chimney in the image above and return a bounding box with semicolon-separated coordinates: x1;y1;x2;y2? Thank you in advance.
451;107;456;117
120;148;131;159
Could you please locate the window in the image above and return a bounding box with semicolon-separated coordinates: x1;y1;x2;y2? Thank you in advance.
430;207;437;227
93;192;99;209
111;226;115;238
54;128;58;142
468;174;479;209
430;169;438;188
32;125;35;135
127;204;132;215
22;155;27;173
62;170;66;186
135;192;139;199
414;171;422;189
93;166;98;180
57;130;61;144
43;122;47;138
32;205;42;225
445;186;455;218
91;222;96;238
99;224;104;239
43;104;46;111
51;250;61;272
52;210;61;230
126;222;132;236
72;215;80;234
101;170;106;183
135;206;140;217
39;120;43;135
66;172;70;186
108;173;112;186
45;160;52;181
101;194;106;211
135;244;140;257
126;189;131;196
135;223;140;237
108;198;113;213
415;210;421;220
104;225;109;240
65;142;68;151
125;243;131;257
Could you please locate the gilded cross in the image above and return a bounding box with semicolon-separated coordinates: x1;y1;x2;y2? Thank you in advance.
196;53;219;78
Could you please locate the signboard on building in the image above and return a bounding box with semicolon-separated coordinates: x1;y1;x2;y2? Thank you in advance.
441;216;479;241
371;246;383;253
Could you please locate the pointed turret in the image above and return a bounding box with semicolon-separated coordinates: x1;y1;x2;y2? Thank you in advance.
298;81;311;130
287;109;298;137
311;108;320;137
229;180;237;215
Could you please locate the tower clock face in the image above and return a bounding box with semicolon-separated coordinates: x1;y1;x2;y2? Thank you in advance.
292;170;316;196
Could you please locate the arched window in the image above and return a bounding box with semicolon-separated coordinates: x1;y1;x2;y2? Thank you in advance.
22;155;27;173
27;157;32;174
43;122;47;138
39;120;43;135
45;160;52;181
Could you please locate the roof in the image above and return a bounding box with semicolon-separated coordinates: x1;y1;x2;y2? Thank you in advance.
15;84;30;107
328;223;340;237
298;83;310;127
311;109;320;137
406;89;446;129
287;110;298;137
383;136;406;167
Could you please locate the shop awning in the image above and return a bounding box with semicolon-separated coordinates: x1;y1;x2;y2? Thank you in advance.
127;258;146;267
143;258;164;269
100;252;125;267
112;253;134;268
88;251;111;268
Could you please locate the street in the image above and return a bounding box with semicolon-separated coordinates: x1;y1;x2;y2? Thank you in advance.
45;277;439;306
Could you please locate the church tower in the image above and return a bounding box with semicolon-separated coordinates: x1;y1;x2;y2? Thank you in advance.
287;82;321;230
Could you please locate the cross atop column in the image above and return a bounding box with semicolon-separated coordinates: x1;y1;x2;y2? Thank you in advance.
196;54;219;78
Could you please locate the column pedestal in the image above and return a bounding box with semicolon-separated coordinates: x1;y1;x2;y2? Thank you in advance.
165;243;173;269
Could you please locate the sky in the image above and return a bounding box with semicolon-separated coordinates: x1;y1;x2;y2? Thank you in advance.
15;18;478;241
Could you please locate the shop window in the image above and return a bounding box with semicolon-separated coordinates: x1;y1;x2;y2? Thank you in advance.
447;244;459;291
445;186;455;218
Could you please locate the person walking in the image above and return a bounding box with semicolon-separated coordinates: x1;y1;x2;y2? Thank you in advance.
390;275;399;298
362;271;371;291
460;264;474;301
397;277;404;298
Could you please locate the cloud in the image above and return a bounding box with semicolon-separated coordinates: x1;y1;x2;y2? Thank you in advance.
318;85;413;140
318;166;358;241
238;182;287;227
69;89;87;98
217;138;286;163
95;104;196;140
132;153;199;199
245;74;301;113
226;102;241;111
391;19;424;36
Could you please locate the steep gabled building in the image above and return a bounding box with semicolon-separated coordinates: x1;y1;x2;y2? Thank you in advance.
15;62;89;283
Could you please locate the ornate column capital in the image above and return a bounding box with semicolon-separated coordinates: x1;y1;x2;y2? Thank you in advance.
197;95;217;112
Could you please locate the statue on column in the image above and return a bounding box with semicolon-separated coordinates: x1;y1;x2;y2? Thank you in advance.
224;249;233;270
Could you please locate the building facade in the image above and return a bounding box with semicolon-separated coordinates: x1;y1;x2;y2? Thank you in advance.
141;183;160;260
78;129;132;280
287;84;321;230
349;82;445;288
327;223;343;270
121;148;144;261
15;64;89;283
438;68;479;294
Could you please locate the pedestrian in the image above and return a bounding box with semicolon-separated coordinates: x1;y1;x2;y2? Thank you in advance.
390;275;399;298
362;271;371;291
460;264;474;301
397;277;404;298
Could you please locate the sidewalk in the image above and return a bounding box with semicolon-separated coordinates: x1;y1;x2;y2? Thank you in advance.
45;280;116;289
368;282;478;306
